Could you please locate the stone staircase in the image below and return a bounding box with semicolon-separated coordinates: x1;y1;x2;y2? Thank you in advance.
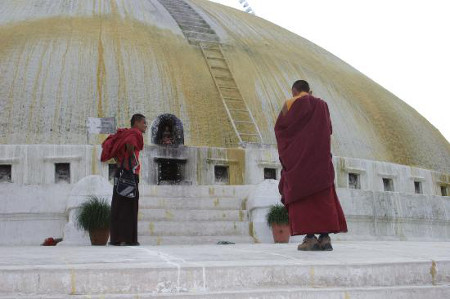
158;0;263;145
157;0;219;44
200;43;263;144
137;185;254;245
2;242;450;298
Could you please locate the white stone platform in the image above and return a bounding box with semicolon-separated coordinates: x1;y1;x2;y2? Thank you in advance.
1;242;449;298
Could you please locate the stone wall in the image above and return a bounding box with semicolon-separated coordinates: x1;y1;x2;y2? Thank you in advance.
0;144;448;245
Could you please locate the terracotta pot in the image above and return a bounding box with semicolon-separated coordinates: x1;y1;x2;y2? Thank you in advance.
271;223;290;243
89;228;110;246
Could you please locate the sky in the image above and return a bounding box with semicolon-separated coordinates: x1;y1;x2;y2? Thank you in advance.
210;0;450;142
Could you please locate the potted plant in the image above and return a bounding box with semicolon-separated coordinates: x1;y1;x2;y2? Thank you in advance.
266;204;290;243
76;195;111;246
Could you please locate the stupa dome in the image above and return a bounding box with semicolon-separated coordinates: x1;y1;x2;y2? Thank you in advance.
0;0;448;172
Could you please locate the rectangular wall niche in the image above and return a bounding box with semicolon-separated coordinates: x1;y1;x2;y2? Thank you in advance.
348;173;361;189
264;168;277;180
214;165;229;184
109;164;118;182
383;178;394;192
441;185;448;196
156;159;186;185
414;181;423;194
55;163;70;183
0;165;12;183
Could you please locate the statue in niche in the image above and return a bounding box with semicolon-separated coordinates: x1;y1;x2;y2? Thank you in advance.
161;126;174;145
151;114;184;146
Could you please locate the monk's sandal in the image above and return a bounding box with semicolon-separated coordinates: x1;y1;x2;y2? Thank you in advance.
318;235;333;251
298;236;320;251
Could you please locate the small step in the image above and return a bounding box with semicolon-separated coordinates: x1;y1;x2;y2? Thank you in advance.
201;45;221;51
239;133;260;136
177;19;209;28
159;1;193;9
161;6;194;14
184;31;220;41
234;121;254;124
138;235;254;246
223;97;243;101
140;185;251;198
218;85;238;90
206;56;226;60
138;221;250;237
230;112;252;119
233;115;253;121
5;244;450;296
211;66;230;71
26;286;450;298
179;25;215;34
161;4;194;10
214;75;234;81
171;15;208;25
139;197;244;210
228;108;248;112
165;13;206;23
139;209;248;222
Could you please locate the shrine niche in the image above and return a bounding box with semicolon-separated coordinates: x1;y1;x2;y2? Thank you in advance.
151;114;184;146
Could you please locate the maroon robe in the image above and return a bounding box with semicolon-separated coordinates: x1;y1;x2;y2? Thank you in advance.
275;94;347;235
102;128;144;245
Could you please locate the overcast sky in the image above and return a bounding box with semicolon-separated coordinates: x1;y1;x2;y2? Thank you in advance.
210;0;450;142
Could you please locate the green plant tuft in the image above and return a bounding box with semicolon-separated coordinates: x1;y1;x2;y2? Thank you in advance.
266;204;289;226
76;195;111;232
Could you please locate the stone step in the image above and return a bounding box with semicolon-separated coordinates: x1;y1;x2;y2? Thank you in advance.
160;0;191;6
2;243;449;296
177;19;209;28
165;11;205;23
138;220;250;236
174;16;208;25
138;235;254;246
15;285;450;299
184;31;220;43
159;0;191;6
139;209;248;222
139;197;245;210
140;185;252;199
169;15;205;25
162;6;197;15
179;24;215;34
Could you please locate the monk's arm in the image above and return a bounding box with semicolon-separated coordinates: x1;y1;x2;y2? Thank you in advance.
325;103;333;135
281;102;288;116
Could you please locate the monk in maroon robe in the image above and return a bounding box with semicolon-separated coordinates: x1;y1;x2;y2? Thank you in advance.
275;80;347;251
101;114;147;246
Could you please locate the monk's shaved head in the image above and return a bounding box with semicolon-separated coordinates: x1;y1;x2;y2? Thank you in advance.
292;80;310;97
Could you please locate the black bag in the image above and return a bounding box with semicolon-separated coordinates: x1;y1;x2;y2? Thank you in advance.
115;156;137;199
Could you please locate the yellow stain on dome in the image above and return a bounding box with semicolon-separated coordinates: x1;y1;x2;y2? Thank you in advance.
96;31;106;118
0;12;237;146
0;0;448;174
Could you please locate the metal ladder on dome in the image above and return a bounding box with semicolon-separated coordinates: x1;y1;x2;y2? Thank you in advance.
158;0;263;144
200;43;262;144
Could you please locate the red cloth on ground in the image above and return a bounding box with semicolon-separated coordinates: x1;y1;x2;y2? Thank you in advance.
287;184;347;235
101;128;144;174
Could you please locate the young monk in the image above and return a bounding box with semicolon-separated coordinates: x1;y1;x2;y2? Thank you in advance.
275;80;347;251
101;114;147;246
